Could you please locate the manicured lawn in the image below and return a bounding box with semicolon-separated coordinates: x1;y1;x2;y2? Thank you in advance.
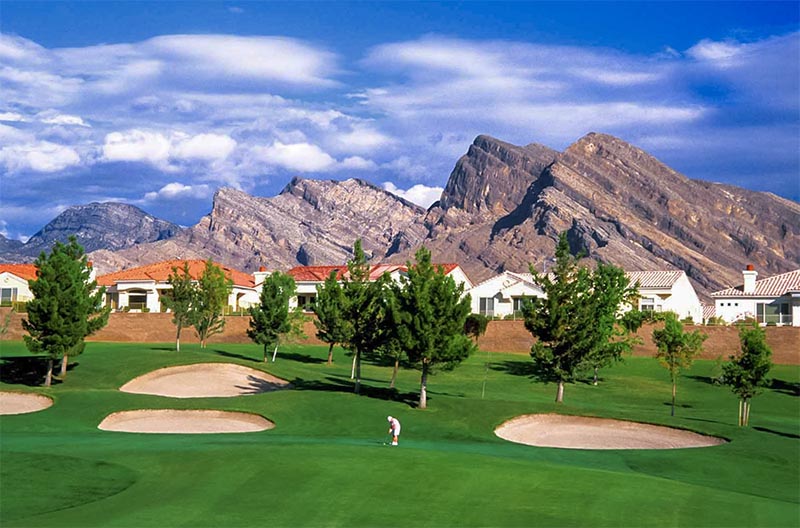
1;341;798;527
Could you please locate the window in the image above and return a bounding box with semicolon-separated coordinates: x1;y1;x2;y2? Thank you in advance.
297;294;316;311
513;297;533;314
757;302;791;325
640;298;655;312
128;290;148;311
479;297;494;317
0;287;17;306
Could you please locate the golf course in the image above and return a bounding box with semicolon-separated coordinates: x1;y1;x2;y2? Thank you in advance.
1;340;798;527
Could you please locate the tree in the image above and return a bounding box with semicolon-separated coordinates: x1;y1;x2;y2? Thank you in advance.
192;260;232;348
339;240;388;394
161;262;197;352
464;313;489;342
312;269;351;365
248;271;305;362
391;246;475;409
652;312;707;416
522;233;635;403
22;237;109;386
722;322;772;426
582;264;640;385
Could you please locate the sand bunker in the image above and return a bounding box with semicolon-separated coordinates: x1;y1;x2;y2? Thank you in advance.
0;391;53;415
98;409;274;434
120;362;289;398
495;414;726;450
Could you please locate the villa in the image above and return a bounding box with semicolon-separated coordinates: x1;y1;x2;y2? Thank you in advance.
97;259;261;313
711;266;800;326
626;270;703;323
0;263;38;307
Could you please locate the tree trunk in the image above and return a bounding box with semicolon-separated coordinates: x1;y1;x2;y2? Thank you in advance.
263;344;268;363
389;356;399;389
60;355;69;377
354;350;361;394
593;366;598;386
350;354;357;379
419;362;428;409
671;381;677;417
271;343;278;362
738;400;743;426
555;381;564;403
326;343;334;365
744;399;750;426
44;358;53;387
175;325;181;352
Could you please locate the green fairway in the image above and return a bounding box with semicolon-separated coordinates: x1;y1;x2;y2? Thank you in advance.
1;341;798;527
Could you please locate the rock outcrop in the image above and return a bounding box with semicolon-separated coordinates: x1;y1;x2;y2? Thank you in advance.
0;203;182;262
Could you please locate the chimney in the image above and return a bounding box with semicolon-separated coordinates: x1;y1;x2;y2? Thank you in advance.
87;261;96;282
254;266;270;287
742;265;758;294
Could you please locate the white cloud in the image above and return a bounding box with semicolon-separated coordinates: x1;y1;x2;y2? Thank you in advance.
38;111;90;127
687;39;742;62
0;141;81;172
172;133;237;161
252;141;336;172
339;156;378;170
103;129;172;163
0;112;27;122
143;182;212;201
383;182;443;208
330;126;393;153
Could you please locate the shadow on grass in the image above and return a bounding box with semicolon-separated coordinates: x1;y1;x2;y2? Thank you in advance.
489;358;555;383
687;375;723;386
149;346;176;352
290;376;419;407
753;426;800;440
0;356;60;386
770;379;800;397
214;349;259;363
277;352;326;364
662;402;694;409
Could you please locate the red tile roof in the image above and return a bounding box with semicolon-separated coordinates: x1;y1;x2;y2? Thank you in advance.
0;263;38;281
711;269;800;298
288;263;462;282
626;270;684;289
97;259;254;288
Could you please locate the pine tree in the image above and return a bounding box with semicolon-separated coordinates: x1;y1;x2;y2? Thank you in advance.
652;312;708;416
248;271;305;362
392;246;475;409
339;240;387;394
192;260;232;348
522;232;636;402
722;322;772;426
22;237;109;386
161;262;197;352
312;269;351;365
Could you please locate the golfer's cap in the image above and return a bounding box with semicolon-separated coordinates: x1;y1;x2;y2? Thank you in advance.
387;416;393;421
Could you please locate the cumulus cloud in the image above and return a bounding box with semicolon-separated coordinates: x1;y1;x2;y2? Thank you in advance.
0;112;27;122
383;182;443;208
143;182;213;201
171;133;237;161
0;141;81;172
252;141;337;172
102;129;237;165
37;110;90;127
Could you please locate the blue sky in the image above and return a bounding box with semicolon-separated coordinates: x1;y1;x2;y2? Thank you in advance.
1;1;798;241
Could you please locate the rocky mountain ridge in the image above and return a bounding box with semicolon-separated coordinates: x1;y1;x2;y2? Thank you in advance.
3;133;798;299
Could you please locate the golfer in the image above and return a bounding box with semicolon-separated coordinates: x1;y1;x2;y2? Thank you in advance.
387;416;401;446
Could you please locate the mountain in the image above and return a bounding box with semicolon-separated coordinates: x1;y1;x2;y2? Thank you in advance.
10;133;798;300
0;202;183;263
392;133;800;296
88;178;428;274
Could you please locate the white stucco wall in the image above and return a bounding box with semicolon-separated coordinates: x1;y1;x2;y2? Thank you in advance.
0;272;33;303
467;273;545;318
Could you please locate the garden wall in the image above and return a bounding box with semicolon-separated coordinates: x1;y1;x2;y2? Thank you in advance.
1;309;798;365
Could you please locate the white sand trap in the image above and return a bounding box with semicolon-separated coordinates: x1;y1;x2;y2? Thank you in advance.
495;414;726;450
98;409;274;434
0;391;53;415
120;362;290;398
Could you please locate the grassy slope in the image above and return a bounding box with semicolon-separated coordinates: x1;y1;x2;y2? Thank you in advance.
1;341;798;527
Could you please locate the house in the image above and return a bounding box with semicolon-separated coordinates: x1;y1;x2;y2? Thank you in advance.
0;263;38;307
97;259;259;313
711;266;800;326
466;271;545;318
626;270;703;323
286;263;473;312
